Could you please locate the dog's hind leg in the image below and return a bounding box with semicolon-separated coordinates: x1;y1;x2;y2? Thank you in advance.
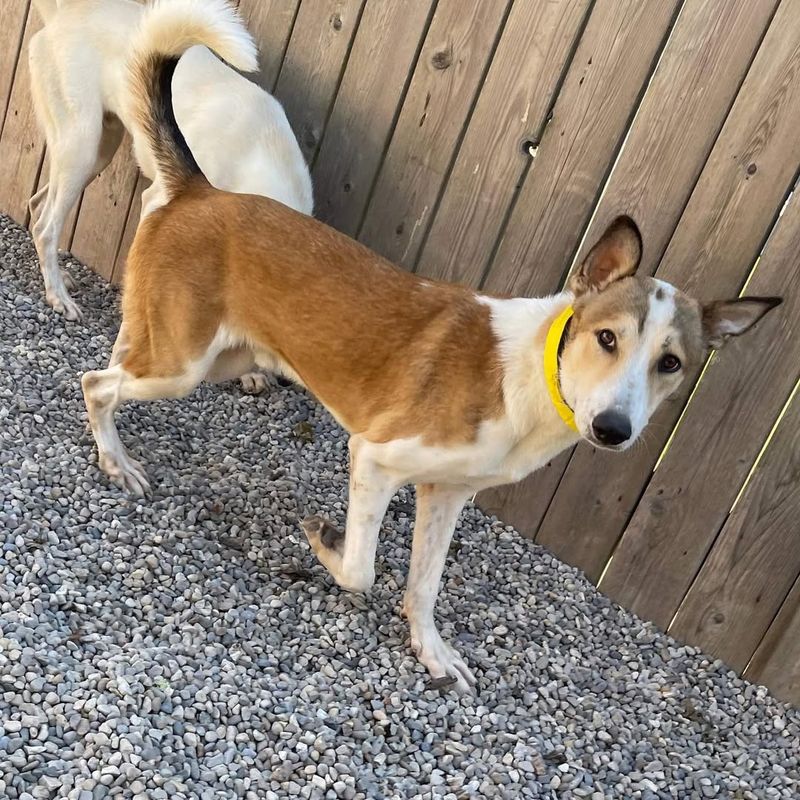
302;438;398;593
403;483;475;693
81;362;204;496
30;118;107;320
28;43;120;318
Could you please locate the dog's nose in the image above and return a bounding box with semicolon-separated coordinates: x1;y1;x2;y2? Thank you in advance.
591;410;632;446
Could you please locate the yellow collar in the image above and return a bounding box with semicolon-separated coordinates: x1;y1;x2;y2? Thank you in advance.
543;305;578;432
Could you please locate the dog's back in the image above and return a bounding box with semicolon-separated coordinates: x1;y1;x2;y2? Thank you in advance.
173;46;313;215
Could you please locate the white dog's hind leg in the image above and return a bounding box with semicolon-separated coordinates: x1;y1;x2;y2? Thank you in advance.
239;372;269;394
30;120;111;320
302;439;398;593
404;483;475;693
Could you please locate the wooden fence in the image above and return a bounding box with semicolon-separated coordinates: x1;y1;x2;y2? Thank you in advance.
0;0;798;704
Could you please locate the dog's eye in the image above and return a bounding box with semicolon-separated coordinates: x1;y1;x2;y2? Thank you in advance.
597;329;616;351
659;354;681;373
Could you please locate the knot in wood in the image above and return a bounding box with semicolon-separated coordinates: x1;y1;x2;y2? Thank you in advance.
431;49;452;70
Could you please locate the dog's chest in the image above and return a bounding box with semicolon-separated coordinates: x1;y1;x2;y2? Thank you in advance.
368;418;573;490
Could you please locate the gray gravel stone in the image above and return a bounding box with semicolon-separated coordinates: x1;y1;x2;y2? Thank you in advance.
0;214;798;800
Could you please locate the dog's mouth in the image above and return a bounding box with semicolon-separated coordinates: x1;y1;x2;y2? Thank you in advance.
584;433;633;452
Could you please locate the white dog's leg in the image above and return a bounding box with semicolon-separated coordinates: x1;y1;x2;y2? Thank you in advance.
239;372;269;394
404;483;475;692
81;363;203;496
30;119;118;320
302;440;397;593
31;174;89;320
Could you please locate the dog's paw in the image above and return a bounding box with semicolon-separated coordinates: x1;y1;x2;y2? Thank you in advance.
240;372;269;394
46;289;83;321
301;515;344;554
411;628;477;694
99;450;150;497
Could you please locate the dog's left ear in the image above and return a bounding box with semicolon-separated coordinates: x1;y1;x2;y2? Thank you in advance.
702;296;782;349
569;216;643;296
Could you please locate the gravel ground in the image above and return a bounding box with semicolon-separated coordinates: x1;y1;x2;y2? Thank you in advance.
0;212;798;800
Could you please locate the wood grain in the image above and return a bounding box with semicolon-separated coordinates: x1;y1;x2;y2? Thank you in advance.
482;0;681;296
238;0;301;91
0;7;44;224
565;0;781;277
414;0;591;285
534;0;800;581
70;135;140;281
0;0;30;135
312;0;436;236
274;0;366;166
599;191;800;629
357;0;511;266
478;450;572;539
669;389;800;671
112;175;148;285
745;573;800;705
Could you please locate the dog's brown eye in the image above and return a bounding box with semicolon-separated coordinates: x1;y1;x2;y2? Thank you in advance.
659;354;681;373
597;329;616;351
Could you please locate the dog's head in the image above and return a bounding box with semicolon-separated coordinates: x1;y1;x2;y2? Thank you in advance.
557;216;781;451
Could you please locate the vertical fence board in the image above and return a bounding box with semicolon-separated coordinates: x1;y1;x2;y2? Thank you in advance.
312;0;437;236
238;0;301;91
357;0;511;266
745;575;800;705
669;391;800;671
112;175;148;285
563;0;781;277
534;0;800;579
414;0;591;285
274;0;365;167
0;7;43;224
598;194;800;629
70;135;140;281
482;0;681;297
0;0;30;135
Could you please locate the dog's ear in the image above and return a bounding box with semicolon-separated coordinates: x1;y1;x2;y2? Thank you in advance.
569;216;642;296
701;296;782;349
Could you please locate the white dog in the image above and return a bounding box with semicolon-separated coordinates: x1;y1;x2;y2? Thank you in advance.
28;0;313;324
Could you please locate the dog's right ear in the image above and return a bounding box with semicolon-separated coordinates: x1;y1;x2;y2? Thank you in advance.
569;216;643;296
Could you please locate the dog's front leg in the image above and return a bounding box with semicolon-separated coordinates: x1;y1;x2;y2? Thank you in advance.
302;441;397;593
404;483;475;693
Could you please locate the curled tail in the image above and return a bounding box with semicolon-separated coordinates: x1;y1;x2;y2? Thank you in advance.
134;0;258;74
128;0;259;201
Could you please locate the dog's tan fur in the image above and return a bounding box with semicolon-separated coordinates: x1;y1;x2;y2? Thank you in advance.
123;184;505;446
79;49;781;691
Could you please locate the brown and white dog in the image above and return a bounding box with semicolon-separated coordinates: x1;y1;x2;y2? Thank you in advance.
80;48;781;692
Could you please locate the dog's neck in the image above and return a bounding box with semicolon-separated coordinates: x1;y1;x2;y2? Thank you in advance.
481;292;581;451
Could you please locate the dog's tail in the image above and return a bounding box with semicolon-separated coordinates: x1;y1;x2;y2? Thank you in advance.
128;0;258;201
134;0;258;74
